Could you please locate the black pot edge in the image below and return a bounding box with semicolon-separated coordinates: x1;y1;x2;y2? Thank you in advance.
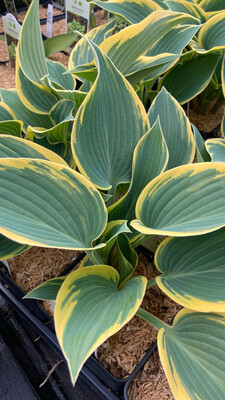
123;341;157;400
0;281;122;400
0;0;50;16
0;259;127;394
199;124;221;141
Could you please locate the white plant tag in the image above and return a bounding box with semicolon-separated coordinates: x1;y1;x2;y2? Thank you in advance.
2;13;21;67
46;3;53;38
66;0;90;43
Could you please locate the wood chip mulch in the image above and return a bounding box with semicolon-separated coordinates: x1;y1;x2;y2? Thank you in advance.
8;246;82;293
129;350;173;400
8;246;178;399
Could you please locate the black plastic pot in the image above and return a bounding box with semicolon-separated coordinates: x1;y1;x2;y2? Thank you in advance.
0;246;156;399
0;257;126;399
0;0;49;15
199;124;221;141
124;341;157;400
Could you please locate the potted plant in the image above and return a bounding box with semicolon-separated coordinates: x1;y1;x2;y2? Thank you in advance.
1;1;225;399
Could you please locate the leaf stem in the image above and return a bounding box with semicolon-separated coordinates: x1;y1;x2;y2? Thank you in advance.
146;277;157;289
136;308;168;331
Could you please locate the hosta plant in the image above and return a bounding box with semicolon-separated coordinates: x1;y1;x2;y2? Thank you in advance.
1;1;225;400
75;0;225;112
0;0;116;166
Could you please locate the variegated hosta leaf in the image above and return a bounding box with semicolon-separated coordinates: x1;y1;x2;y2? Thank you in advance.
118;233;138;286
147;24;200;57
68;19;116;72
165;0;207;22
16;0;60;114
192;124;211;162
30;135;75;167
148;87;195;170
0;89;52;132
205;138;225;162
0;102;16;121
0;121;22;137
91;0;167;24
86;220;130;265
131;162;225;236
45;59;75;91
200;0;225;13
158;309;225;400
72;37;149;195
41;60;86;110
56;90;87;111
24;277;66;300
125;54;180;85
29;100;75;144
108;119;168;222
0;135;67;165
55;265;147;383
161;53;221;103
0;159;107;249
70;12;200;83
198;12;225;51
155;229;225;311
16;55;59;115
100;11;199;77
126;23;200;84
0;234;30;261
17;0;47;84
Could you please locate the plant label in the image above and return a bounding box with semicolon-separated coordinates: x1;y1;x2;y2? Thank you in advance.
2;13;21;68
66;0;90;44
46;3;53;38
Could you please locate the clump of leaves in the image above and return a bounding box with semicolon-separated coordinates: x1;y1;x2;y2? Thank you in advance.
67;19;86;42
8;42;16;60
1;2;225;400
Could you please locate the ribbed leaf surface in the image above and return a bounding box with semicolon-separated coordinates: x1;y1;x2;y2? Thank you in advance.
131;163;225;236
72;37;149;194
25;277;65;300
0;159;107;249
198;12;225;50
155;230;225;311
100;11;199;76
148;88;195;169
108;120;168;222
0;135;67;164
199;0;225;12
0;89;52;131
16;58;59;114
161;53;220;103
166;0;206;21
17;0;47;84
55;265;147;383
30;100;74;144
206;138;225;162
0;234;29;261
92;0;167;23
0;103;16;121
0;121;22;137
158;309;225;400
